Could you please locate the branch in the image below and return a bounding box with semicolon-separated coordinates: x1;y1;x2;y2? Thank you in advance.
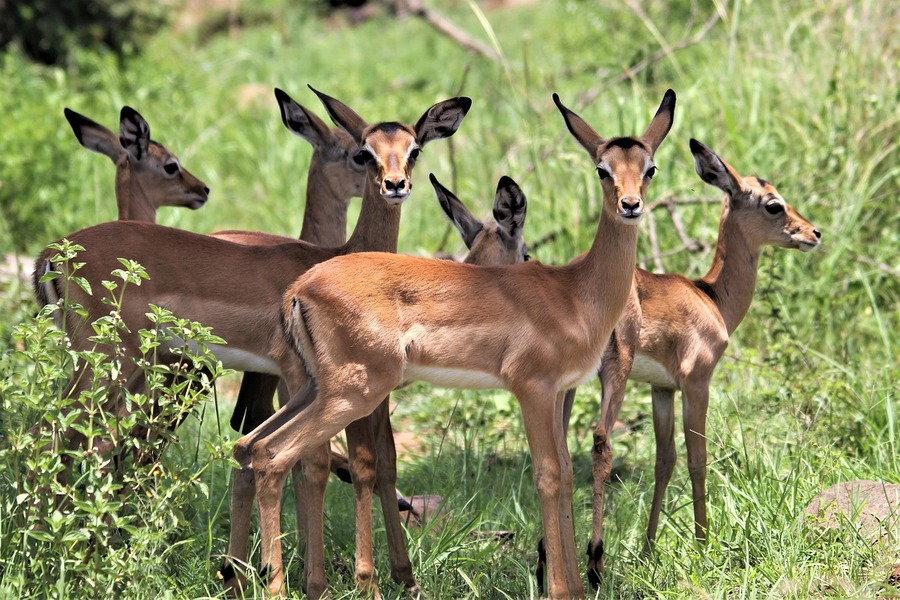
577;10;721;107
404;0;501;63
855;255;900;278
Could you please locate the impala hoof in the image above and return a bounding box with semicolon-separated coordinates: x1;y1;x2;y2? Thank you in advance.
585;539;604;589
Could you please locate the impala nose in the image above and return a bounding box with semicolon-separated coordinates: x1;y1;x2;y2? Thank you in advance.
383;177;407;194
620;197;643;219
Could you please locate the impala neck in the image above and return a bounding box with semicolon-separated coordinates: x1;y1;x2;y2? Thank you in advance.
298;154;351;247
574;208;640;333
344;177;402;253
115;162;155;223
698;199;762;335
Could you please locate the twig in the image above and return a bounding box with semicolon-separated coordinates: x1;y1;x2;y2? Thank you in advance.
577;10;721;107
404;0;501;63
646;208;664;272
855;255;900;278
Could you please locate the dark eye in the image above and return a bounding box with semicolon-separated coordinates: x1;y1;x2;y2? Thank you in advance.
523;252;531;262
163;162;179;175
765;202;785;215
353;150;374;166
645;166;658;179
409;148;420;162
596;167;611;180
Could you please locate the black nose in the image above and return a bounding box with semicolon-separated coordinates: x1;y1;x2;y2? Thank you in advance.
384;178;406;192
621;199;641;212
203;186;210;195
813;229;821;239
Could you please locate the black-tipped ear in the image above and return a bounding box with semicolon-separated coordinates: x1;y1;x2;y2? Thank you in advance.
414;97;472;146
274;87;335;147
307;84;369;143
65;107;124;163
431;172;482;249
492;176;527;238
119;106;150;162
553;93;605;162
642;89;676;154
690;138;743;198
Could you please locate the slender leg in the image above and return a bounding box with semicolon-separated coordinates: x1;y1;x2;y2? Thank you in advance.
644;386;676;553
517;383;579;600
242;379;389;598
371;398;420;595
681;376;711;543
345;415;380;598
554;390;583;595
587;329;634;587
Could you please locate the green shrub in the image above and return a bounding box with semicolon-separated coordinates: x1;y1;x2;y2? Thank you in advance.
0;241;232;599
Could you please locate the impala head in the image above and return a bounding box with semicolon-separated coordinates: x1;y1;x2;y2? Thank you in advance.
308;85;472;205
274;87;366;200
430;173;529;265
64;106;210;215
553;89;675;223
690;138;821;252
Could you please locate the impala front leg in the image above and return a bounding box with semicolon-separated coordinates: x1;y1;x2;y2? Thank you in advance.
520;385;582;600
554;390;582;593
345;413;380;598
371;398;421;596
682;376;711;544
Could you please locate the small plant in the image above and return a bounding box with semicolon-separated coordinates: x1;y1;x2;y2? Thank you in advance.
0;242;232;599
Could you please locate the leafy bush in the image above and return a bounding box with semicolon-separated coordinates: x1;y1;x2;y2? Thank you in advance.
0;0;168;65
0;242;232;599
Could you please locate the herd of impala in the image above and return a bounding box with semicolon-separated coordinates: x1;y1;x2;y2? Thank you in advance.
34;84;821;599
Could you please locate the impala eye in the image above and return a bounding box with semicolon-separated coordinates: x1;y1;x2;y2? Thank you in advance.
645;166;658;179
765;202;785;215
163;162;179;175
408;148;421;162
596;167;611;180
352;150;374;166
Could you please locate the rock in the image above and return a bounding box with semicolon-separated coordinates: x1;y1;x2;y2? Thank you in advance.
805;480;900;541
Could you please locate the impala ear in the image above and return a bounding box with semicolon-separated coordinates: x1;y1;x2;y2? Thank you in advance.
641;89;676;154
64;108;125;164
274;87;336;147
492;176;527;240
308;85;369;143
431;173;482;249
553;93;605;162
414;97;472;146
119;106;151;162
690;138;743;198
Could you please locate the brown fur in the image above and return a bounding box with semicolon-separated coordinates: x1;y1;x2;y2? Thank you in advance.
229;90;675;599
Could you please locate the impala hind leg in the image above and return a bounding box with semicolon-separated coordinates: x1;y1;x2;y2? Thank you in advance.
644;386;676;554
587;334;634;586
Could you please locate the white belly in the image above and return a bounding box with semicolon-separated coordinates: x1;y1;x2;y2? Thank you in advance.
629;354;677;389
162;337;280;375
403;364;505;390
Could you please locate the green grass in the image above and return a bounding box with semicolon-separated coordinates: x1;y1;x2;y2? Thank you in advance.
1;0;899;597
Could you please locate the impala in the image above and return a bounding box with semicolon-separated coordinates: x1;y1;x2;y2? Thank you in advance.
34;86;471;598
63;106;209;222
573;138;821;585
227;89;676;599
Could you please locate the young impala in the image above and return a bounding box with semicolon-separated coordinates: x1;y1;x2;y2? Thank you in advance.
573;138;821;585
63;106;209;222
34;86;471;599
227;89;676;599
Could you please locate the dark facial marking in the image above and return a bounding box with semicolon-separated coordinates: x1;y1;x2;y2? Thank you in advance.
605;137;648;152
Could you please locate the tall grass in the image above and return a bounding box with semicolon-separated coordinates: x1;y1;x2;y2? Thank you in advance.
0;0;897;597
